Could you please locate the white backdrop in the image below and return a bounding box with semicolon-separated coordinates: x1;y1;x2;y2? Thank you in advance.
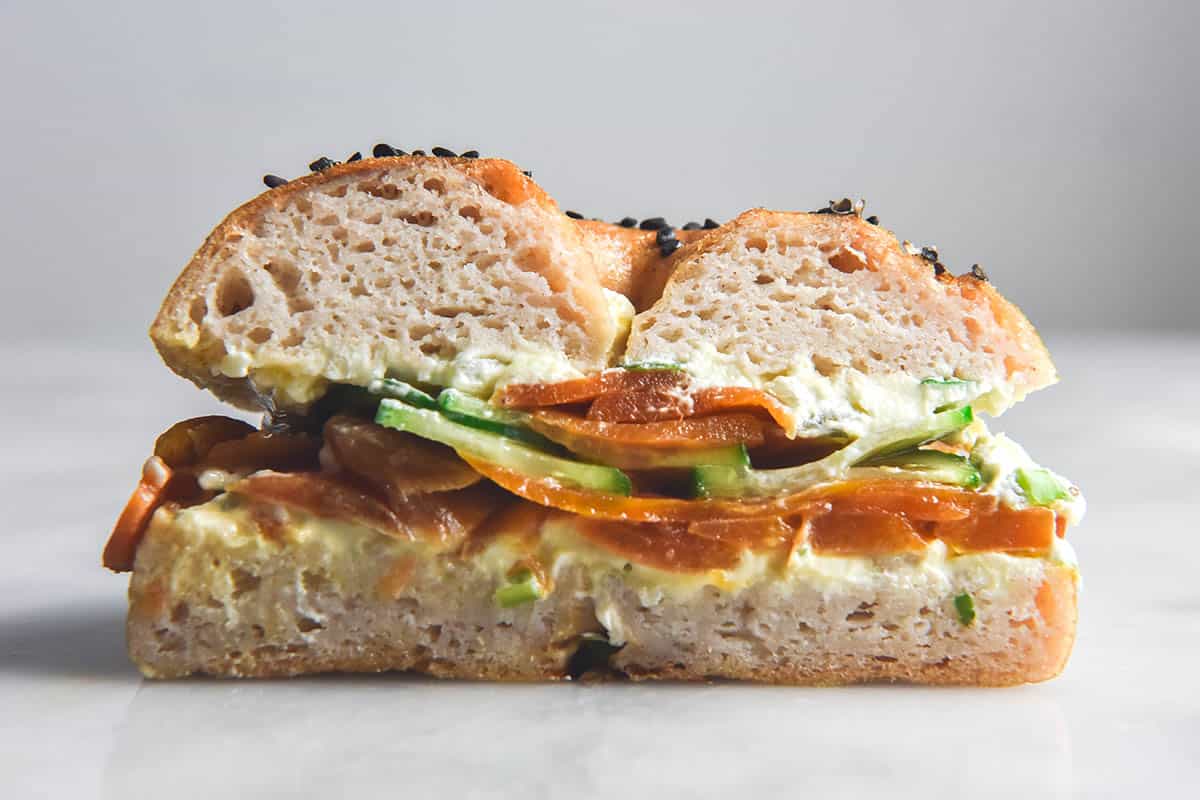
2;0;1196;348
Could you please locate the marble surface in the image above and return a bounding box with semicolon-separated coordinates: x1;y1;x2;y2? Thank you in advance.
2;333;1197;798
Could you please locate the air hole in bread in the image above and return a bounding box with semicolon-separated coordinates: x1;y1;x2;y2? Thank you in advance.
754;273;773;285
331;226;349;244
281;330;304;347
354;240;376;253
231;568;262;597
296;617;324;632
215;270;255;317
288;297;314;314
423;177;445;194
367;183;400;200
745;236;768;252
963;317;983;342
364;211;383;225
326;242;340;260
188;297;207;324
811;355;838;377
458;205;481;222
402;211;437;227
350;283;369;297
264;260;301;294
315;213;338;227
247;326;273;343
828;248;867;274
170;602;189;624
325;184;348;198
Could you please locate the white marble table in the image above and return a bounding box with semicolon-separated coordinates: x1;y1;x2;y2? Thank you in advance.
2;333;1197;798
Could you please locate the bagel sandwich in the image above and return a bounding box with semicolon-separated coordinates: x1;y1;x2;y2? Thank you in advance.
104;148;1083;685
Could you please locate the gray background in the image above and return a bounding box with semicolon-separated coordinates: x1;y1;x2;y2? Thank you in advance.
2;0;1196;350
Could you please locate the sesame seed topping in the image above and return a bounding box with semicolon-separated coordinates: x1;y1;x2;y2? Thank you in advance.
682;221;702;230
411;150;426;156
659;238;682;257
372;143;398;157
346;152;362;162
830;198;854;214
461;150;480;159
308;156;336;172
521;170;532;178
618;217;637;228
970;264;989;281
262;174;288;188
565;210;584;220
703;218;720;229
866;215;879;225
655;227;676;245
639;217;668;231
934;262;948;277
431;146;457;157
920;246;939;263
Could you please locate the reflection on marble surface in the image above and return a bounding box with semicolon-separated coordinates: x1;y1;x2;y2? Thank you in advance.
2;335;1199;798
103;679;1073;799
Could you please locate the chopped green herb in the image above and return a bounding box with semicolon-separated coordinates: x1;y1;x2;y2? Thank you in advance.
621;361;684;372
921;378;971;387
494;569;544;608
1015;467;1070;506
954;593;976;625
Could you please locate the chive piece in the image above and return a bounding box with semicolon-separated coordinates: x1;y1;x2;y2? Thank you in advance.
495;569;544;608
1015;467;1070;506
621;361;685;372
921;377;971;387
954;593;976;625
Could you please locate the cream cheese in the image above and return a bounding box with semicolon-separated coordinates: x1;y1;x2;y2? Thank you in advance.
637;340;1013;438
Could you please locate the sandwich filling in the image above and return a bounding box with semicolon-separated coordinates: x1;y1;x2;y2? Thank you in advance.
106;365;1083;613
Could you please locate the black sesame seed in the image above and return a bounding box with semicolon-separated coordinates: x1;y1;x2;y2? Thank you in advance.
309;156;336;172
703;218;720;229
431;146;457;157
659;238;682;257
934;262;948;277
618;217;637;228
639;217;668;231
970;264;989;281
812;207;833;215
682;221;702;230
461;150;480;159
411;149;426;156
920;246;940;263
655;227;677;245
372;143;398;157
830;198;854;215
866;215;879;225
263;174;288;188
565;210;584;220
346;151;362;163
522;170;533;178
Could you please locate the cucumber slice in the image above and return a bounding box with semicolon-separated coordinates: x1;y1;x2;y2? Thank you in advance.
376;399;632;495
853;449;982;489
1015;467;1069;506
367;378;438;410
437;389;562;451
693;406;975;499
